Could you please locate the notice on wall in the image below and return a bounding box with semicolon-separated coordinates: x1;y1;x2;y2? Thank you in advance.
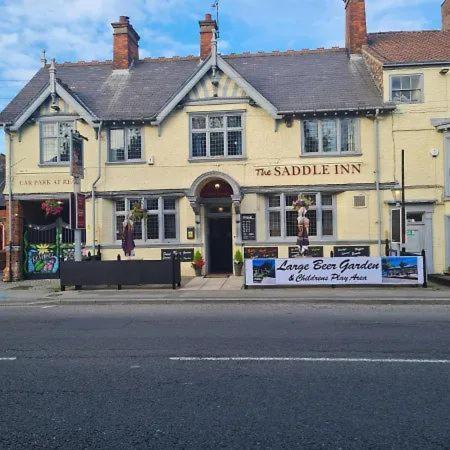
288;246;324;258
333;246;370;258
161;249;194;262
241;214;256;241
244;247;278;259
245;256;424;287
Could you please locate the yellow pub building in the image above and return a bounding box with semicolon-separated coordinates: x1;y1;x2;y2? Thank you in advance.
1;0;450;280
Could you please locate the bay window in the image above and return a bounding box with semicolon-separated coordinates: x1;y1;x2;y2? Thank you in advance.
267;193;335;239
302;118;359;155
190;113;244;159
40;120;74;164
115;197;178;242
109;127;142;162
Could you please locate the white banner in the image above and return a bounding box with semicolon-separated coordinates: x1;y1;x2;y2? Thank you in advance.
245;256;424;287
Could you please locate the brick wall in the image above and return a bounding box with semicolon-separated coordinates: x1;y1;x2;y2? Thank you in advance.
3;201;24;281
443;0;450;31
362;49;384;93
111;16;140;70
345;0;368;54
199;14;217;60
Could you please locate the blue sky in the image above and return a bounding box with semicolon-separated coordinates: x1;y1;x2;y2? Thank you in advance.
0;0;443;153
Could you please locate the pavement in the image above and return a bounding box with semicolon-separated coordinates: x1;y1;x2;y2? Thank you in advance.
0;303;449;448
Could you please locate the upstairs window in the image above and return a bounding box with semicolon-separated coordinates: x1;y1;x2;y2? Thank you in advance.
40;121;74;164
390;74;423;104
109;127;142;162
302;118;358;155
190;113;244;159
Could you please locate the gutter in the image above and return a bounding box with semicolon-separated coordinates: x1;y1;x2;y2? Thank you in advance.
278;105;395;116
383;61;450;69
6;129;12;281
91;122;103;254
374;108;383;256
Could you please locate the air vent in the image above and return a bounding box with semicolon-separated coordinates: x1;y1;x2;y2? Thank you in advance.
353;195;366;208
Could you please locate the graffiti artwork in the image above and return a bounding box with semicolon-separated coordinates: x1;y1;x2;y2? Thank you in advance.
26;244;60;274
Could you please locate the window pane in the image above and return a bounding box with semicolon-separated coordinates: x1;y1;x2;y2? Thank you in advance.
321;194;333;206
401;76;411;90
42;138;59;163
411;75;421;90
285;195;297;207
59;122;73;162
411;89;421;102
133;220;142;240
209;116;223;129
341;119;356;153
391;77;401;90
304;194;317;207
322;210;333;236
285;211;298;237
146;198;158;211
269;211;281;237
307;210;317;236
164;214;176;239
116;216;124;240
115;199;126;212
42;122;58;138
322;120;337;153
147;214;159;240
268;195;281;208
192;116;206;130
192;133;207;157
164;198;176;210
227;116;241;128
210;132;225;156
303;121;319;153
127;128;142;160
227;131;242;156
110;129;125;161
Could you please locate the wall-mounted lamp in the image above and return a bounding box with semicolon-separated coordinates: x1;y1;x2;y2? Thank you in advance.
440;68;449;75
214;183;221;190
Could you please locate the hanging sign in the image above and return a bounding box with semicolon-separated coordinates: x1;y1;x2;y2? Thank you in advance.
241;214;256;241
70;130;84;179
245;256;424;287
70;193;86;229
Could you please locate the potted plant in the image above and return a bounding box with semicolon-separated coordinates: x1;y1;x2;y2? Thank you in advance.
41;199;64;217
234;249;244;276
130;202;147;222
192;250;205;277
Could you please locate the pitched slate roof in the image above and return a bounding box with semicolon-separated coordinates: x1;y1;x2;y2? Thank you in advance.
0;48;388;125
366;31;450;65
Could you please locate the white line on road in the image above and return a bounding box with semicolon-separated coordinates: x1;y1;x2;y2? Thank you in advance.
41;305;58;309
0;357;17;361
170;357;450;364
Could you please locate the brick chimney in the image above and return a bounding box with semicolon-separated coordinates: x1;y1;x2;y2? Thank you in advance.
111;16;140;70
443;0;450;31
344;0;368;54
199;13;218;60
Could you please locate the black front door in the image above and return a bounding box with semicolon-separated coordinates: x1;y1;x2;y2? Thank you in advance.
208;217;233;273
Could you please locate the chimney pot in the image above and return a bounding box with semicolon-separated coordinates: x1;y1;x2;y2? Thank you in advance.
111;16;140;70
344;0;368;54
443;0;450;31
199;12;218;60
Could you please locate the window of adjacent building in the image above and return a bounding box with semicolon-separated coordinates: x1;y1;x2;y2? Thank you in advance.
302;118;358;155
114;197;178;242
40;121;74;164
267;193;335;239
390;74;423;104
109;127;142;162
190;113;244;159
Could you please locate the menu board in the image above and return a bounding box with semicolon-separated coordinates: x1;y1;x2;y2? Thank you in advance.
333;246;370;258
244;247;278;259
161;249;194;262
241;214;256;241
288;246;324;258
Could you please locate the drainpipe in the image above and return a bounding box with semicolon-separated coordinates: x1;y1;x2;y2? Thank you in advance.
374;109;382;255
6;129;13;281
91;122;103;254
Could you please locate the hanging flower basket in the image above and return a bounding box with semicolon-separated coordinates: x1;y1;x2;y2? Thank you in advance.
41;199;64;217
130;203;147;222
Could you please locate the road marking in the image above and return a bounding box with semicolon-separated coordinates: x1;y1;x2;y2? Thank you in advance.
170;357;450;364
41;305;58;309
0;357;17;361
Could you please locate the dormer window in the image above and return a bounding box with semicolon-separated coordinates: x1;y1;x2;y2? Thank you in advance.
390;74;423;104
108;127;143;162
190;113;244;160
40;120;74;164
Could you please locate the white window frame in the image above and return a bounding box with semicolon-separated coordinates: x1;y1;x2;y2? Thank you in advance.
266;193;336;240
108;127;144;162
301;118;360;155
114;196;179;243
39;119;76;165
189;112;245;160
389;74;424;104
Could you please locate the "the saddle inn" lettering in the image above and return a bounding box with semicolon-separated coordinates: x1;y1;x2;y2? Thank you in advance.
255;163;362;177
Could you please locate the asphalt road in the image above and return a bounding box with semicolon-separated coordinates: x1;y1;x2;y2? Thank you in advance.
1;303;449;449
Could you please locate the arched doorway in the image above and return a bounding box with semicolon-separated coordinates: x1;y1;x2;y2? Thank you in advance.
200;179;233;274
